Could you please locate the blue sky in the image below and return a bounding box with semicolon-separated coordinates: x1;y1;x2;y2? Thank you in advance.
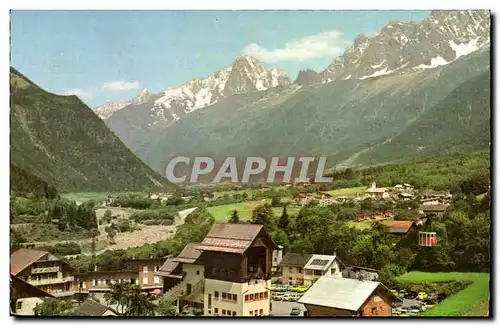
11;10;430;107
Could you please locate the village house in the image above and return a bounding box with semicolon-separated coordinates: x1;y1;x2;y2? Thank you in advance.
318;193;338;207
380;220;418;236
355;212;394;222
421;204;450;217
365;183;390;200
73;299;117;316
279;253;312;286
10;274;54;315
158;223;276;316
280;253;344;287
271;245;284;273
10;249;78;298
298;276;401;316
294;193;316;206
342;266;380;282
74;257;166;295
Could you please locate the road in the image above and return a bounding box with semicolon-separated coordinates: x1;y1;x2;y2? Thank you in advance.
271;300;306;316
63;207;197;258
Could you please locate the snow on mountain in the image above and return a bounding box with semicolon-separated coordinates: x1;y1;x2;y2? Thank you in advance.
94;88;153;119
320;10;490;82
146;56;290;126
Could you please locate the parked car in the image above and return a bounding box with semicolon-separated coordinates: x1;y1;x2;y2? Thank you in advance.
275;285;287;292
295;286;308;293
281;293;292;302
272;293;284;301
391;289;398;296
417;292;428;300
290;307;301;316
269;285;276;291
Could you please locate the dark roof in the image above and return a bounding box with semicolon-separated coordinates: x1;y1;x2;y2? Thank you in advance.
156;258;182;278
380;220;416;234
280;253;313;267
10;274;54;301
345;265;380;273
10;249;49;275
195;223;266;254
422;204;449;212
73;299;111;316
173;243;202;264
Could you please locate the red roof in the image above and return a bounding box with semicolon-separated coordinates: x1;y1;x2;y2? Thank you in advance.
381;220;416;234
195;223;264;254
10;249;49;275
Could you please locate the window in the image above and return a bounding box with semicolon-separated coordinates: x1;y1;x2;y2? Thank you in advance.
298;268;303;273
92;279;97;286
245;295;249;302
212;268;217;276
314;270;322;276
143;277;148;285
264;292;268;298
222;309;226;315
154;276;159;284
259;309;263;315
222;292;227;300
208;294;212;308
228;270;233;277
220;269;226;277
289;267;293;273
254;310;258;316
154;265;160;272
259;293;264;300
249;294;254;301
143;265;148;273
196;270;200;275
214;308;218;314
16;301;22;310
232;294;237;302
232;311;236;316
371;307;377;314
187;284;192;294
215;291;219;299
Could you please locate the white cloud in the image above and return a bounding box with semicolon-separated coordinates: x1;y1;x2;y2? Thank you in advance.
241;30;348;63
102;80;141;91
64;88;92;99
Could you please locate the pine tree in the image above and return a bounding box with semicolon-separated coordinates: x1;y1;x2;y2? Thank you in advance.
278;205;290;230
229;210;240;223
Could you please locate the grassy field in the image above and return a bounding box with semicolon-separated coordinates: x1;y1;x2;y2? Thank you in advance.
61;192;125;204
347;220;375;230
207;200;302;221
396;271;490;316
213;186;289;199
326;186;367;197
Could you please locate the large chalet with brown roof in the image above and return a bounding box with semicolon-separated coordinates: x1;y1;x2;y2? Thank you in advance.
10;249;77;298
158;223;276;316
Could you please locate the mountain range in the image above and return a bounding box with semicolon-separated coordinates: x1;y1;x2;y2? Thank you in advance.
93;10;490;175
10;68;172;192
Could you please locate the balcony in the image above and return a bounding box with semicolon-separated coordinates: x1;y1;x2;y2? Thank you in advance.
29;276;74;286
32;266;60;274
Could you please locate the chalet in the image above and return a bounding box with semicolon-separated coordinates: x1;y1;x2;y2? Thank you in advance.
397;193;414;201
298;277;401;316
280;253;312;286
365;183;390;200
380;220;418;236
421;204;450;217
318;193;337;207
342;266;380;282
10;249;77;298
10;274;53;315
73;299;117;316
280;253;344;286
158;223;276;316
355;212;393;222
73;257;166;295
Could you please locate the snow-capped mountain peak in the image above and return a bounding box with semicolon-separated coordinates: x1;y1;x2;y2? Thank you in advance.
94;88;153;119
319;10;490;83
